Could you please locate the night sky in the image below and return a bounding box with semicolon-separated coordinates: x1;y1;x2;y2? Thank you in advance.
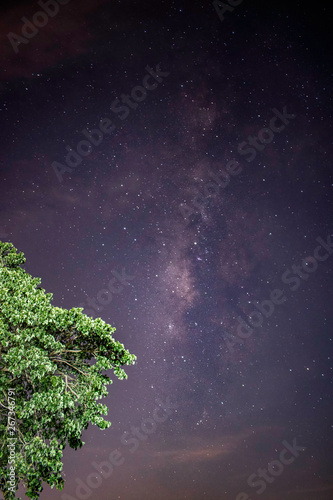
1;1;333;499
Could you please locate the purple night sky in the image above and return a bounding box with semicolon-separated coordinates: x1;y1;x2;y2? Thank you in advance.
0;1;333;499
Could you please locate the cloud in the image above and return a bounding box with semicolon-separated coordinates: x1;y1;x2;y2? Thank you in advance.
146;430;253;467
0;0;108;79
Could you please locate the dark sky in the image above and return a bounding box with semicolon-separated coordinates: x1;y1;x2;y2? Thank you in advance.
1;1;333;499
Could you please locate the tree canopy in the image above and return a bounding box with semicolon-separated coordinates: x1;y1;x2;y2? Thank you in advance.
0;241;136;499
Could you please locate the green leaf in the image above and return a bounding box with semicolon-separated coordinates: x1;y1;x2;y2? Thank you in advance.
0;240;136;499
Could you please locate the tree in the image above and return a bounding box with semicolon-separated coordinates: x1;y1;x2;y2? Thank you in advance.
0;241;136;499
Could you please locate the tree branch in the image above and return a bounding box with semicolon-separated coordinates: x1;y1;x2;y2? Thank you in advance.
51;359;86;375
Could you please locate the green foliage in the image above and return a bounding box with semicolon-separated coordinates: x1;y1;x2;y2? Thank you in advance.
0;241;136;499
